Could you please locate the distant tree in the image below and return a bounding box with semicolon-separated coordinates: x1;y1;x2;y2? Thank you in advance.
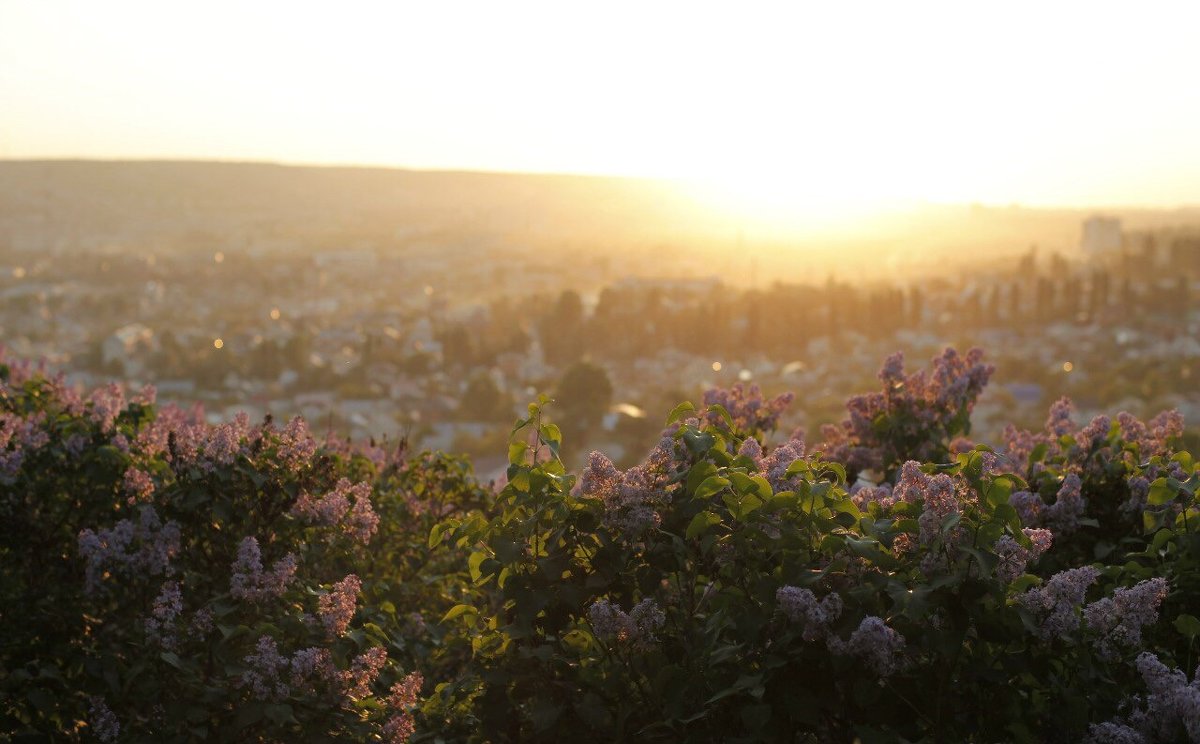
439;324;474;370
540;290;585;366
459;372;513;423
555;360;613;437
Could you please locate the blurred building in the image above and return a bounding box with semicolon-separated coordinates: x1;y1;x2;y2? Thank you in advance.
1081;216;1122;256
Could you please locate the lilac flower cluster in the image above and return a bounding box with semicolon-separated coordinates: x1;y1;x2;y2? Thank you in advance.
1083;578;1169;661
587;598;666;649
199;414;251;469
287;646;336;694
820;348;994;472
1045;396;1076;438
87;382;126;433
827;616;907;677
88;696;120;743
1090;653;1200;742
1017;565;1100;641
277;417;318;472
578;444;675;538
1007;473;1086;535
382;671;424;744
144;580;183;649
850;481;896;511
341;646;388;699
776;586;843;642
240;635;373;702
319;573;362;638
122;466;155;503
759;436;807;492
703;383;795;435
993;528;1054;583
1043;473;1086;534
1125;476;1151;514
291;477;379;544
77;506;181;594
1003;396;1184;486
0;410;51;483
241;635;293;701
229;536;298;602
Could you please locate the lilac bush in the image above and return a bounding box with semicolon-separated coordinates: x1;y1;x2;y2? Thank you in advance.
4;345;1200;742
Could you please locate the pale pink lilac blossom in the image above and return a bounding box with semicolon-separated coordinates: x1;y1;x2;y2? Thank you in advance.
319;574;362;638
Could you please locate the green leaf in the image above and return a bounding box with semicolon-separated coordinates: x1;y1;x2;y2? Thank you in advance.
468;551;487;582
441;604;477;623
1175;614;1200;640
428;522;448;549
694;475;730;500
706;403;735;430
845;537;897;568
508;441;528;466
683;429;716;456
665;401;696;426
1148;477;1176;506
687;511;722;539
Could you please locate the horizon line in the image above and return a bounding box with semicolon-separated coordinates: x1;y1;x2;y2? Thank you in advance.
2;156;1199;213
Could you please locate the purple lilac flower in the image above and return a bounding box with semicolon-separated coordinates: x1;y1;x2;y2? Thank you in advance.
341;646;388;699
241;635;290;701
776;586;843;642
737;436;763;464
122;467;155;503
820;348;994;472
702;383;794;435
1083;578;1169;660
587;598;665;649
1043;473;1085;534
191;607;214;636
1045;397;1076;438
1130;652;1200;741
382;671;424;744
277;417;317;472
1085;721;1148;744
87;383;126;433
994;529;1053;583
77;506;181;594
758;436;807;492
88;696;120;742
578;446;674;539
1125;476;1151;514
319;574;361;638
1009;490;1043;527
229;537;297;602
288;647;336;693
1017;565;1100;640
828;616;906;677
144;580;183;649
850;482;896;511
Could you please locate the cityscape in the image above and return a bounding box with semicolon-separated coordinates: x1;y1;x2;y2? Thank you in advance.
3;162;1197;478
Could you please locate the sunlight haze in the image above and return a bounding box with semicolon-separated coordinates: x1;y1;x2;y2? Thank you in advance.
2;0;1198;209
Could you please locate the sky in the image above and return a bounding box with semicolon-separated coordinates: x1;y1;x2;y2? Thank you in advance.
1;0;1199;210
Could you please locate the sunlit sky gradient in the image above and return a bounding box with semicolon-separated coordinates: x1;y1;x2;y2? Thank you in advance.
2;1;1198;210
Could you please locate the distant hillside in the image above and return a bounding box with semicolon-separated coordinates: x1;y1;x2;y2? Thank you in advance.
2;159;1198;281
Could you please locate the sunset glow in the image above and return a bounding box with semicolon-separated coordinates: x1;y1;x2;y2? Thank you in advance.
2;1;1198;208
